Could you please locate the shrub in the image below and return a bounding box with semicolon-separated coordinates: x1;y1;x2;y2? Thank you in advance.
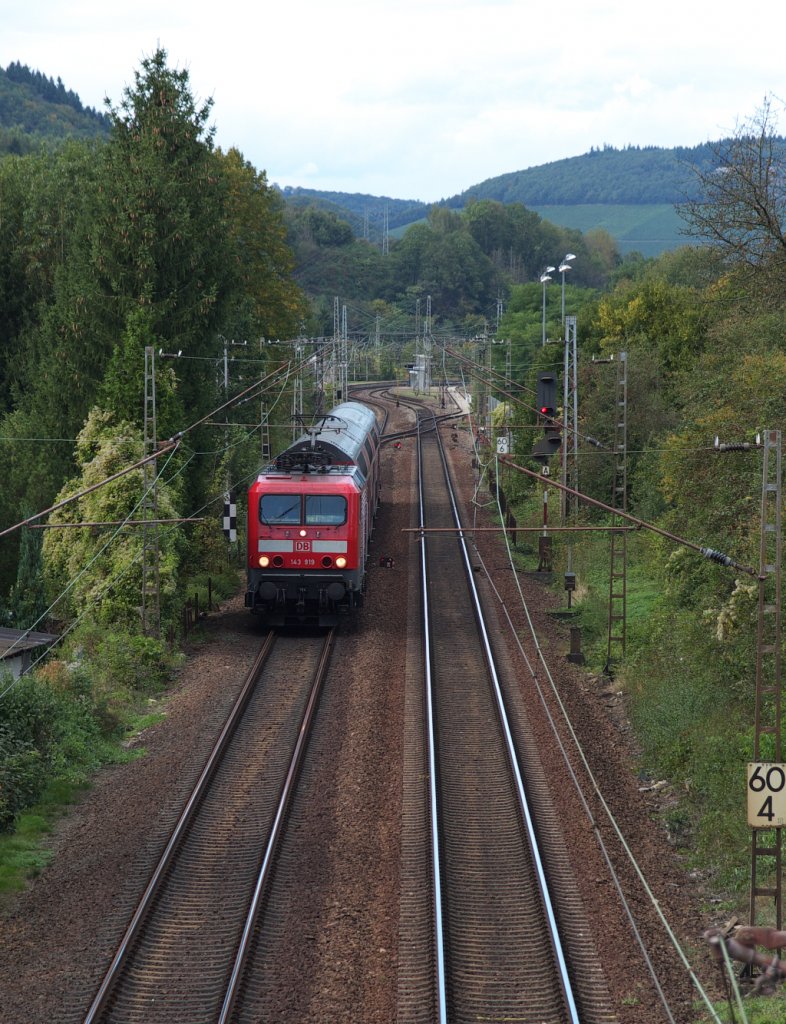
0;723;45;830
0;672;103;831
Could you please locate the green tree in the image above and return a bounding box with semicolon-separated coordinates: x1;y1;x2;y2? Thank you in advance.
287;204;355;247
464;199;575;283
98;306;184;440
0;155;30;412
219;147;307;340
92;48;232;419
5;509;47;629
594;278;707;375
391;220;496;317
1;142;103;427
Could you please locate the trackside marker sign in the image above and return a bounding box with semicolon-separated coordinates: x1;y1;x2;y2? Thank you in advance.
748;763;786;828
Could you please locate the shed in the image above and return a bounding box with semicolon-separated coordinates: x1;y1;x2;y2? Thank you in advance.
0;627;58;681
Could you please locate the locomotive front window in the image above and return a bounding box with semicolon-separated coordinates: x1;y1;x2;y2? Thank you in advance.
260;494;301;524
305;495;347;526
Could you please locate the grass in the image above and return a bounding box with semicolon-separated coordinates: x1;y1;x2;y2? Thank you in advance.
0;780;85;896
542;530;660;671
529;202;687;257
129;705;167;734
0;708;156;898
694;993;786;1023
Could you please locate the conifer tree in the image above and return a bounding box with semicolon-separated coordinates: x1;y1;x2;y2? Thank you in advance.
93;48;232;420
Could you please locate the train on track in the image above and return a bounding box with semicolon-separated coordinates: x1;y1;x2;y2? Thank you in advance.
245;401;382;626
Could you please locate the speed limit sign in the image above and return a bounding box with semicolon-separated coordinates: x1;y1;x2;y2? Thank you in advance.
748;763;786;827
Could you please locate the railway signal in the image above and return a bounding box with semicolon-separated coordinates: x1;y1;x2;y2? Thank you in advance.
536;370;556;418
532;371;561;464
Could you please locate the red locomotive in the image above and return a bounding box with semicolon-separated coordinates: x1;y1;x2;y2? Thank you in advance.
245;402;381;625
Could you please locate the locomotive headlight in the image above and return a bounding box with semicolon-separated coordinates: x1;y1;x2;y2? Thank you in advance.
259;555;270;568
335;556;347;569
299;528;307;537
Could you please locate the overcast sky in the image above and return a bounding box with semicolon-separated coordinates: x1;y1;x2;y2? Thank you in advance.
2;0;783;203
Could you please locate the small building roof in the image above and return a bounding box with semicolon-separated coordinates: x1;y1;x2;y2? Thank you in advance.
0;626;59;660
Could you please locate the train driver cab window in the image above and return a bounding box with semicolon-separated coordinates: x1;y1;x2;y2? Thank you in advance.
260;494;301;525
305;495;347;526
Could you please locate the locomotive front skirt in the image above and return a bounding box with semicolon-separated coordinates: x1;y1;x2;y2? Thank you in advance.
245;402;381;625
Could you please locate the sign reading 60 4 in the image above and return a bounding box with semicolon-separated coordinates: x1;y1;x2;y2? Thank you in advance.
748;763;786;828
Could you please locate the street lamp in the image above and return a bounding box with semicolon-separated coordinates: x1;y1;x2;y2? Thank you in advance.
558;253;576;324
540;266;555;346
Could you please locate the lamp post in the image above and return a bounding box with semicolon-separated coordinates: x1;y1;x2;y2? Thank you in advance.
558;253;576;324
540;266;555;346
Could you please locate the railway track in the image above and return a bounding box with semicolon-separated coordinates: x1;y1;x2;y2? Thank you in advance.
83;628;335;1024
398;413;616;1023
356;381;463;445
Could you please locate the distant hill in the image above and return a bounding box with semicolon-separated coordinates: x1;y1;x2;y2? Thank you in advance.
279;186;426;234
279;138;786;257
449;142;720;207
0;62;109;155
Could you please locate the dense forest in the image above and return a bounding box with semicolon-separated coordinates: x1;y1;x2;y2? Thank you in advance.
451;141;731;206
3;61;108;122
0;62;109;156
3;55;786;992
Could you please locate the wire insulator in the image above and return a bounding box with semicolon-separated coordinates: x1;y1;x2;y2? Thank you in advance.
715;442;754;452
700;547;733;567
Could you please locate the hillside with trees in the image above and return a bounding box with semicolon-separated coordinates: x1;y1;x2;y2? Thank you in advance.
285;137;786;216
452;141;721;206
0;62;109;155
4;51;786;994
285;196;620;341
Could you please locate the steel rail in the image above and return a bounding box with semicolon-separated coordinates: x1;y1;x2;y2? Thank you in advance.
416;417;449;1024
432;416;581;1023
82;630;277;1024
382;413;460;445
217;626;337;1024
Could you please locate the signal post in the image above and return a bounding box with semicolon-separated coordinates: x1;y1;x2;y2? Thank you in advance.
532;371;561;572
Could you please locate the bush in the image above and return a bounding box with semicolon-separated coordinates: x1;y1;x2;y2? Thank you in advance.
71;623;174;701
0;617;182;834
0;722;45;830
0;672;104;831
89;631;172;696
